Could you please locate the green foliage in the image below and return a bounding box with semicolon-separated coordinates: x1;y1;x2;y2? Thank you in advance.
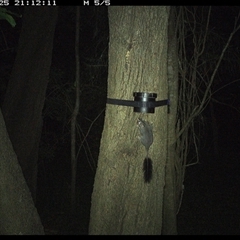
0;7;18;27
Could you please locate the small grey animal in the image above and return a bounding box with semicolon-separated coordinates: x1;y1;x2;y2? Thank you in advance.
137;118;153;183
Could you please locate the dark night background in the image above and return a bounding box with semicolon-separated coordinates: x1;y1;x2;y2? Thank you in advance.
0;6;240;235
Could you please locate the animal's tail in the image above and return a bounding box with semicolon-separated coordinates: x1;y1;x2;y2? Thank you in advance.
143;158;153;183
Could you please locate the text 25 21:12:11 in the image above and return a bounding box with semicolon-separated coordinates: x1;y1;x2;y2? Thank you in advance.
14;0;57;6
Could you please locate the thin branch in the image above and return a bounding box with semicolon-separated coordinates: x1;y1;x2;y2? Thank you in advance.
71;6;80;211
198;7;211;56
199;19;240;112
176;14;240;141
76;107;105;160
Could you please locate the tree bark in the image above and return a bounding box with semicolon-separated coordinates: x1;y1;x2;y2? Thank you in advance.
2;7;58;201
162;7;178;235
0;110;44;235
89;6;170;235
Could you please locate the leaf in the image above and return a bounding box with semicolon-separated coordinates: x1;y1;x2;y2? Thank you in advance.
0;7;17;27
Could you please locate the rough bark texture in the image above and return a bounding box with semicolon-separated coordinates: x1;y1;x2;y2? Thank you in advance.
0;110;44;235
89;6;170;235
2;7;58;201
162;7;179;235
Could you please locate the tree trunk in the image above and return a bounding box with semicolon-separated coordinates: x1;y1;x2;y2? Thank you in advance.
2;7;58;202
162;7;178;235
89;6;170;235
0;110;44;235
